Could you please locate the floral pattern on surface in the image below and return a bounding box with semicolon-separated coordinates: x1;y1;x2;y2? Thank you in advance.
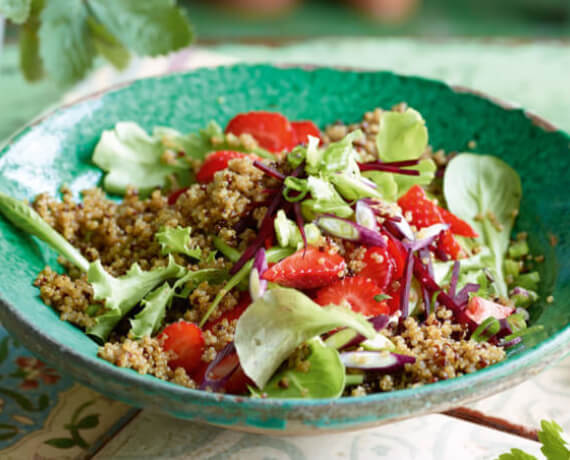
13;357;60;390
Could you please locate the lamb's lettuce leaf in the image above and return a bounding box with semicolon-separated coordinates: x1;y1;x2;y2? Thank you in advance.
156;226;201;259
443;154;522;296
235;287;375;389
376;108;428;162
87;255;185;341
361;171;399;201
251;337;345;399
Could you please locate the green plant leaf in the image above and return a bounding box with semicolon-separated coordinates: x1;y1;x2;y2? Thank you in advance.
0;0;31;24
496;449;537;460
76;414;100;430
88;0;193;57
443;154;522;297
257;338;346;399
38;0;94;85
18;0;44;81
87;16;130;70
235;287;375;389
156;226;201;259
44;438;76;449
538;420;570;460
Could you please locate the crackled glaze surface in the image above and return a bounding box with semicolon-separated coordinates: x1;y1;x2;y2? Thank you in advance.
0;65;569;434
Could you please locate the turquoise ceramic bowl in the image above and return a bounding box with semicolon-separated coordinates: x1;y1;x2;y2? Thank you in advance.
0;65;569;434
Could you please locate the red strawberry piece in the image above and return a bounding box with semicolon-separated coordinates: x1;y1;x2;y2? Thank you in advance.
159;321;205;374
464;296;514;325
262;246;346;289
196;150;247;184
291;120;321;145
385;285;401;315
204;294;250;332
358;246;395;290
397;185;463;260
314;276;390;316
438;206;479;238
167;186;189;205
385;236;407;280
225;111;295;153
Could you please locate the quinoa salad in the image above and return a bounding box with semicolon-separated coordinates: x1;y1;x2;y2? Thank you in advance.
0;105;544;398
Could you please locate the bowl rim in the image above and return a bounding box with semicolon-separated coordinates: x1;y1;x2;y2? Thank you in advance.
0;63;569;414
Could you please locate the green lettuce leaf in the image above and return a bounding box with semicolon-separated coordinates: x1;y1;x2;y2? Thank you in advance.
129;282;174;340
156;226;201;259
496;449;537;460
0;192;89;272
329;172;383;201
538;420;570;460
376;108;428;162
92;122;187;196
87;255;184;341
87;16;130;70
443;154;522;296
235;287;375;389
252;337;345;399
371;108;435;198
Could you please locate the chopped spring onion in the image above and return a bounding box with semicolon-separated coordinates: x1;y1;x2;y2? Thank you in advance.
316;214;387;247
471;317;501;342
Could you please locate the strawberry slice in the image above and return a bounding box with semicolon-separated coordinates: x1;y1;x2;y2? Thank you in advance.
397;185;463;259
262;246;346;289
464;296;514;325
225;111;295;153
438;207;479;238
314;276;389;316
159;321;205;374
291;120;321;145
196;150;248;184
385;237;407;280
358;246;396;290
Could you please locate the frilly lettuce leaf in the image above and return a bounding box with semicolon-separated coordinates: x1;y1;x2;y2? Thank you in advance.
251;337;345;399
235;287;375;389
92;122;188;196
86;255;184;341
443;154;522;297
129;282;174;340
156;226;201;259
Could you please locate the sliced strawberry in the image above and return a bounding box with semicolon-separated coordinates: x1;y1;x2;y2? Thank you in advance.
262;246;346;289
225;111;295;153
464;296;514;325
438;207;479;238
167;186;189;205
314;276;389;316
386;236;408;280
397;185;463;260
204;294;250;332
159;321;205;374
385;285;401;315
291;120;321;145
358;246;395;290
196;150;247;184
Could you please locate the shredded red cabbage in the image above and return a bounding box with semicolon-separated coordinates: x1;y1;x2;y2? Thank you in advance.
358;163;421;176
449;261;460;299
249;248;268;300
200;342;240;391
412;256;461;314
253;160;286;181
454;283;480;306
340;351;416;371
399;249;415;318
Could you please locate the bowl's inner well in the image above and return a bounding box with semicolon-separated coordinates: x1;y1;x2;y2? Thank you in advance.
0;65;569;392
